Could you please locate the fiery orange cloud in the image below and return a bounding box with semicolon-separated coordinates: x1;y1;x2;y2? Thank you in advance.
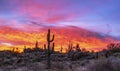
0;26;116;52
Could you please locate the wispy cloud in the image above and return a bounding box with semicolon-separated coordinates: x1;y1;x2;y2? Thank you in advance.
0;0;119;51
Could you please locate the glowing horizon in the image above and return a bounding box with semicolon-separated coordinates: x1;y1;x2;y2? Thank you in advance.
0;26;116;52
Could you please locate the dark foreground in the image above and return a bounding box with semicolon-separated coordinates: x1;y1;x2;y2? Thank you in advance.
0;57;120;71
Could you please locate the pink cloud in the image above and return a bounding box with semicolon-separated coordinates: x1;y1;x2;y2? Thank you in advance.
9;0;76;24
0;19;43;32
45;14;75;23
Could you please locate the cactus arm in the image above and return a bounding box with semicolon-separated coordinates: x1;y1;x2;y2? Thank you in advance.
50;35;54;42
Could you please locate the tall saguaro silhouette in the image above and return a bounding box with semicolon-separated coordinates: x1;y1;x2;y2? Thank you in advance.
47;29;55;69
35;41;38;48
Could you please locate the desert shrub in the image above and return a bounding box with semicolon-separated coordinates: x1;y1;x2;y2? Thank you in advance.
107;43;120;53
87;57;120;71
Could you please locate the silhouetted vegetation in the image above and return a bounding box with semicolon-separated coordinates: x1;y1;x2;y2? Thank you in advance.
0;29;120;71
46;29;55;69
107;43;120;53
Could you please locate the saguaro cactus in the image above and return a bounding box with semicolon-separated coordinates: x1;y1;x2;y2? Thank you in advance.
44;44;46;51
35;41;38;48
76;44;81;52
12;48;15;52
68;41;73;53
60;46;63;53
47;29;55;69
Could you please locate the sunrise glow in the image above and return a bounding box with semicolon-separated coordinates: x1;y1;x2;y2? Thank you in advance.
0;0;119;52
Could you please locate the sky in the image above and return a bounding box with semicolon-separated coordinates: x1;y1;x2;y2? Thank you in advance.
0;0;120;52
